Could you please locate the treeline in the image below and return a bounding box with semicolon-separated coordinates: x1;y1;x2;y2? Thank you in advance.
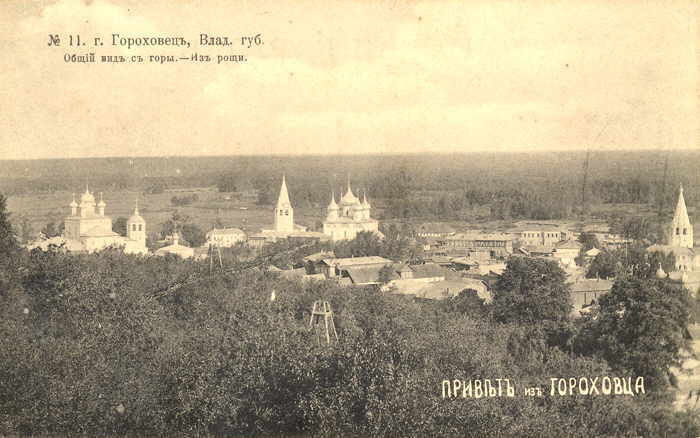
3;152;698;220
170;194;199;206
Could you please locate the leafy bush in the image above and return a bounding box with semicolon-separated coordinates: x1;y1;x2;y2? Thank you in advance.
0;245;698;437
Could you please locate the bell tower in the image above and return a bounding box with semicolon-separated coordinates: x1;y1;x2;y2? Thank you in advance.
274;175;294;233
127;199;146;247
670;184;693;248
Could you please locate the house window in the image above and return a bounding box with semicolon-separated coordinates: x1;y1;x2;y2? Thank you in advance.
285;210;289;216
683;228;687;235
138;224;142;231
676;227;680;235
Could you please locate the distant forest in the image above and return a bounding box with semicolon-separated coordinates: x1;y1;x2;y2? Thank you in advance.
1;150;697;222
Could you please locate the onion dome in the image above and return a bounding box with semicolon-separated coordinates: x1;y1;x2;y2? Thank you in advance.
69;193;78;208
128;199;145;223
97;192;106;207
340;179;361;206
362;191;371;209
656;264;666;279
80;190;95;204
328;192;339;210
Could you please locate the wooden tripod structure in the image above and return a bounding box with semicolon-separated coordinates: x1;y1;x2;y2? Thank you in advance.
309;300;338;346
208;243;224;274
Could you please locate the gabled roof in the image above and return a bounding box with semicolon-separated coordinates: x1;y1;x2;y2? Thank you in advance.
415;279;491;302
208;228;245;236
445;232;512;241
411;263;448;278
523;245;554;254
555;239;583;250
345;266;385;284
321;256;392;268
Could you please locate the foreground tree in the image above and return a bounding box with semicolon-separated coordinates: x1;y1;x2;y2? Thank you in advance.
40;220;62;238
112;216;127;236
575;275;691;393
492;257;571;324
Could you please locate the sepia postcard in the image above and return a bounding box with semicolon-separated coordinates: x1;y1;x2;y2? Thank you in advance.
0;1;699;437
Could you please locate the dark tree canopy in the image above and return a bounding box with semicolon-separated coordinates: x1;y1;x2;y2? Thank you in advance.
160;212;207;248
112;217;128;236
40;220;62;239
575;276;691;392
587;245;675;280
577;232;600;251
492;257;571;324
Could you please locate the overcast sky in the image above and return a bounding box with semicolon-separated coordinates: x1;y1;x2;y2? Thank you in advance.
0;0;698;160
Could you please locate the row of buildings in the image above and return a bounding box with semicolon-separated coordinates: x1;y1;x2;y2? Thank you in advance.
28;175;381;257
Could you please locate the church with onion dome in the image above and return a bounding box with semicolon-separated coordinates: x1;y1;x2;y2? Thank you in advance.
648;183;700;295
32;186;149;254
323;180;380;241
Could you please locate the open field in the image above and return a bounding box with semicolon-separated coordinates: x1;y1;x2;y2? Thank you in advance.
6;187;334;240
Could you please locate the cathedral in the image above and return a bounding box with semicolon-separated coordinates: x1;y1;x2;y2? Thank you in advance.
323;181;380;241
57;187;148;254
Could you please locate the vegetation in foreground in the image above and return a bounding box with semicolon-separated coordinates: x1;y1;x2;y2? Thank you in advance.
0;194;698;438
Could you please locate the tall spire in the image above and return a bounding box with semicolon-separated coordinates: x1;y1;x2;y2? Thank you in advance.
674;183;689;223
277;174;291;207
134;197;140;215
670;182;693;248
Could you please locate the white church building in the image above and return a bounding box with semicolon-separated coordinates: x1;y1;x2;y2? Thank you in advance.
648;184;700;295
323;181;380;241
30;187;148;255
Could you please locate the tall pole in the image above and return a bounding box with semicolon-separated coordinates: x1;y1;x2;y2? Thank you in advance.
581;148;590;219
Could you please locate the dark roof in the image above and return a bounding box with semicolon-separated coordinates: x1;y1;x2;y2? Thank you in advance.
345;266;384;284
523;245;554;254
555;240;583;250
321;256;392;268
415;279;491;302
411;263;448;279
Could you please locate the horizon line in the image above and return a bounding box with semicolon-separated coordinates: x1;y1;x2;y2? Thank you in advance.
1;147;698;162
